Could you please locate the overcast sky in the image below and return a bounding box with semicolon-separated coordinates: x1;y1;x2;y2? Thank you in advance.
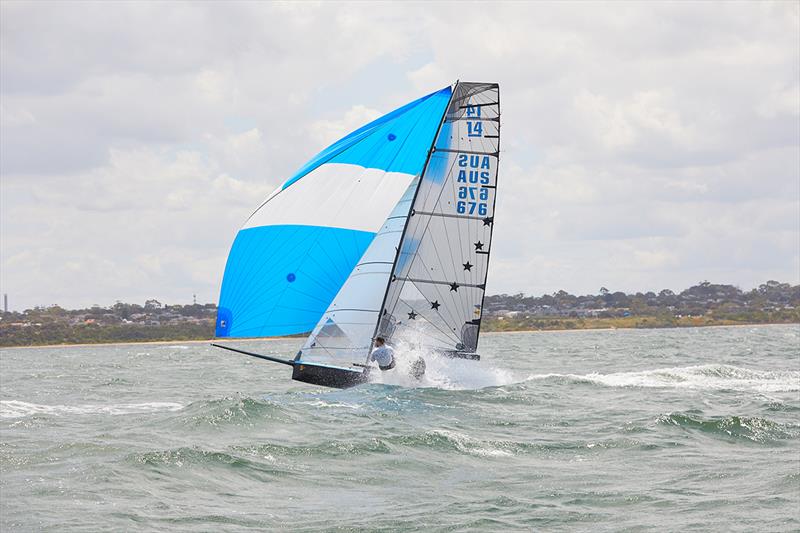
1;1;798;311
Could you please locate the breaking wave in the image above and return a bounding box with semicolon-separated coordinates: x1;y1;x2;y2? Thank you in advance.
527;364;799;393
171;396;292;427
658;413;800;443
0;400;184;419
371;348;517;390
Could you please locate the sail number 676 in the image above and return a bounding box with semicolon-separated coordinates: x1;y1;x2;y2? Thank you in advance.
457;200;487;216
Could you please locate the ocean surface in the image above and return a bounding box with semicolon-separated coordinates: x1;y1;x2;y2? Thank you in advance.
1;325;798;532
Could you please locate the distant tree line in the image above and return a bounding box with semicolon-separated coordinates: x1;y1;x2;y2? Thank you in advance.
1;281;797;347
484;280;799;316
481;281;799;332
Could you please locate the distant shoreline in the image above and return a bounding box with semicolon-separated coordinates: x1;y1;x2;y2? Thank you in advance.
483;322;799;335
0;336;296;350
2;321;796;349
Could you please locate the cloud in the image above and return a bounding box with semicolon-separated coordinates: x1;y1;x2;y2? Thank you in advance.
1;1;798;310
308;105;382;147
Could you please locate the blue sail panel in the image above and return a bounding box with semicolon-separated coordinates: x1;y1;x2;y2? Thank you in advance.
281;87;451;190
216;225;375;338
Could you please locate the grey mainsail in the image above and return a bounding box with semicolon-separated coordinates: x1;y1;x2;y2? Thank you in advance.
375;82;500;357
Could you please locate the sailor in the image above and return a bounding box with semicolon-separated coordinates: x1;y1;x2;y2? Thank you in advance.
370;337;396;371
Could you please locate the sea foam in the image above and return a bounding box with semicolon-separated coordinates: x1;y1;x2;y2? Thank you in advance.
526;364;800;393
0;400;184;418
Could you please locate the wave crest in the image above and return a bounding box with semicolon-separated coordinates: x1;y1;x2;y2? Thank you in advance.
0;400;183;419
526;364;799;392
658;412;800;443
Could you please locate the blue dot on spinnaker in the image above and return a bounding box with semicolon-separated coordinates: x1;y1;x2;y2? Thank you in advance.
286;273;296;282
387;133;396;141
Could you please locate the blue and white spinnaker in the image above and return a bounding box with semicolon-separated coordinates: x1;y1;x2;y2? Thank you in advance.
215;82;500;388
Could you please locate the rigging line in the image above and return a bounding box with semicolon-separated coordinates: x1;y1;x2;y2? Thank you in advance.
305;345;372;351
396;290;461;344
307;337;338;359
397;274;459;339
410;252;462;330
435;148;499;156
368;82;458;364
396;277;485;289
302;319;359;357
402;321;460;348
458;102;499;108
445;116;499;124
324;308;381;313
393;308;459;347
412;211;491;222
356;261;394;266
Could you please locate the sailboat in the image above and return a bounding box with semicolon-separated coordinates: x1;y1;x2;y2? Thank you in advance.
213;81;500;388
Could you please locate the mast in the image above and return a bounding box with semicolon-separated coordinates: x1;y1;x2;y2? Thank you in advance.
473;86;500;344
366;81;459;362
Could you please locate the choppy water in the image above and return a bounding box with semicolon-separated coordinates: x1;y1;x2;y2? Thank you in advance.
1;325;799;532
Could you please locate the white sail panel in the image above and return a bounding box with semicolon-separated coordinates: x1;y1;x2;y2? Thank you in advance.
242;165;417;234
